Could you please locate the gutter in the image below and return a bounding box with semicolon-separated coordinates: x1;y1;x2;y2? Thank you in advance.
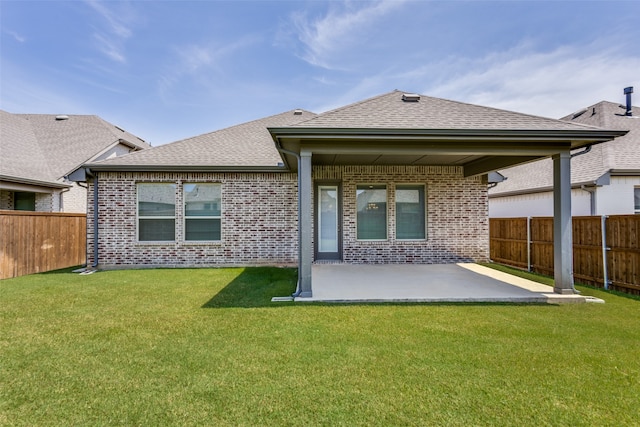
84;164;289;173
0;174;71;189
275;146;303;298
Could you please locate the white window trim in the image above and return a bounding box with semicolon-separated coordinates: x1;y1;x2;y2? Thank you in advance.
183;183;222;242
136;182;176;243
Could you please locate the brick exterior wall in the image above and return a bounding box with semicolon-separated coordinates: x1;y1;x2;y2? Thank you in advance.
314;166;488;264
61;183;88;213
87;172;299;268
88;166;489;269
0;190;13;210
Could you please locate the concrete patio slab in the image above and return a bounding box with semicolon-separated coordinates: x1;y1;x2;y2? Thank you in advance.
293;263;595;304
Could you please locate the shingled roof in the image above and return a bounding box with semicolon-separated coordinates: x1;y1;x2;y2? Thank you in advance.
87;90;625;174
1;110;150;187
489;101;640;196
290;90;603;131
89;109;317;170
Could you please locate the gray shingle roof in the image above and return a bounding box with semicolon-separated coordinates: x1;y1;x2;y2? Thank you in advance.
489;102;640;195
0;110;57;186
1;110;150;186
292;90;603;131
90;109;317;169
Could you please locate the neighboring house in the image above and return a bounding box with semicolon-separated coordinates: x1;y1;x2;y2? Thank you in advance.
489;89;639;217
0;110;150;213
73;90;625;296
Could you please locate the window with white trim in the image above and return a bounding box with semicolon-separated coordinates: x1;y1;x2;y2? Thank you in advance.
356;184;387;240
137;183;176;241
396;185;426;239
635;187;640;214
184;183;221;241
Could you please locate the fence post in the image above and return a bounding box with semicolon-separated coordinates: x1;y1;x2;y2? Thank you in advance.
601;215;610;290
527;216;532;272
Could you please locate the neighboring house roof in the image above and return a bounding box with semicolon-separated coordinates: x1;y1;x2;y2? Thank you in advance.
0;110;61;187
489;102;640;197
1;110;150;188
88;109;317;171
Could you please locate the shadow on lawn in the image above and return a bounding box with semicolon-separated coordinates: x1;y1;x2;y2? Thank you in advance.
202;267;297;309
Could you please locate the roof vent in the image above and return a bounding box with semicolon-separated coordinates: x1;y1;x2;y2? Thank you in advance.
55;115;69;121
572;109;587;119
624;86;633;116
293;109;303;115
402;93;420;102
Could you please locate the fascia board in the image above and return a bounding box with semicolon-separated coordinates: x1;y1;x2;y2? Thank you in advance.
0;175;70;190
268;127;628;141
84;164;290;173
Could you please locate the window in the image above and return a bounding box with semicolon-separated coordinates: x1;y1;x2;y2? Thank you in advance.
137;183;176;241
14;192;36;211
635;187;640;214
184;183;221;241
356;185;387;240
396;185;426;239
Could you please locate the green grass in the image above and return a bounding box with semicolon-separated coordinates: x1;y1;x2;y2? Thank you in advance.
2;266;640;426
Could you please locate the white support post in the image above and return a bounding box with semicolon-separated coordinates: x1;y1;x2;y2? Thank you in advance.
553;151;575;294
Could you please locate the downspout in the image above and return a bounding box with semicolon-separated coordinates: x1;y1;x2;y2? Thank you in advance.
58;186;71;212
86;169;99;268
276;147;303;297
580;185;596;216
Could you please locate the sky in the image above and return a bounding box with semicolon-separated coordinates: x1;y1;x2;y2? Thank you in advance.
1;0;639;146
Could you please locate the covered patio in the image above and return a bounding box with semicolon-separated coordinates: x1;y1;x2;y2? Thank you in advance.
294;263;596;304
268;91;627;300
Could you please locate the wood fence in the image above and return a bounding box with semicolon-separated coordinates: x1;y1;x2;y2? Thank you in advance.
0;210;86;280
490;215;640;295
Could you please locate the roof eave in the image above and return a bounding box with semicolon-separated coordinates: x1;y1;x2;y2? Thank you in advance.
0;175;70;189
268;127;628;140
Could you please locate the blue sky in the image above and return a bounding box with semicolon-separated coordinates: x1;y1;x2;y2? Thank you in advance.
1;0;639;146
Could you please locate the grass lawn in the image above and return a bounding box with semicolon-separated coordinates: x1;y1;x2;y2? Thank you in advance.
1;266;639;426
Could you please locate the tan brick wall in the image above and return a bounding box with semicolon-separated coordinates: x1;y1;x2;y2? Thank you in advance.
87;172;299;268
314;166;489;264
0;190;13;210
88;166;488;268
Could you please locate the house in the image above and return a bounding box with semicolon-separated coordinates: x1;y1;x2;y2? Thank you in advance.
0;110;150;213
489;88;640;217
73;90;626;296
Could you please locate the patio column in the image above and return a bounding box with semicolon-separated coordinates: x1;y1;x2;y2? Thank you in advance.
553;150;574;294
298;150;313;297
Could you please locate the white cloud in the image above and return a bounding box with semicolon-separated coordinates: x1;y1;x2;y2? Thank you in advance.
421;41;640;118
84;0;135;63
156;36;259;104
291;0;406;70
4;29;26;43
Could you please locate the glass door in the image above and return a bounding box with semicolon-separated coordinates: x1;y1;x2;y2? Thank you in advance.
316;184;341;260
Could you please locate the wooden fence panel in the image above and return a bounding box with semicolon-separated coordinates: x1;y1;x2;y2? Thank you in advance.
530;217;554;276
490;215;640;296
607;215;640;294
0;211;86;280
489;217;528;269
572;216;604;287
